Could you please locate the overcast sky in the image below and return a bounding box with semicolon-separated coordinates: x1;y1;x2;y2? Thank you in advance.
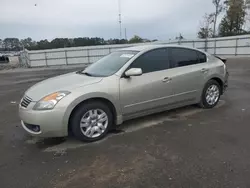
1;0;215;41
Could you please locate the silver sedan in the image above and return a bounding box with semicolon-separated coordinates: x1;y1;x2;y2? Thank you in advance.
19;45;228;142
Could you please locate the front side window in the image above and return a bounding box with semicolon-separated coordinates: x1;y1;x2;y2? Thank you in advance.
170;48;199;67
130;48;169;74
82;50;138;77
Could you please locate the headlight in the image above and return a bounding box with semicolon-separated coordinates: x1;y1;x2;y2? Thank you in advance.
33;91;71;110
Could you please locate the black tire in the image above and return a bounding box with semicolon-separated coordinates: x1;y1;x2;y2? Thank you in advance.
70;101;113;142
199;79;221;109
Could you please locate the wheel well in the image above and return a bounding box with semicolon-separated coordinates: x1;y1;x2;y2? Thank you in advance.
210;77;223;94
68;98;117;134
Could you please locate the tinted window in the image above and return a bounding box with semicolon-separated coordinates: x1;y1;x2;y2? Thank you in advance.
197;51;207;63
130;48;169;74
170;48;199;67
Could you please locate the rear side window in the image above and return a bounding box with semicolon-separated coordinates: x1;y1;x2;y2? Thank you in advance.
197;51;207;63
170;48;202;68
130;48;169;74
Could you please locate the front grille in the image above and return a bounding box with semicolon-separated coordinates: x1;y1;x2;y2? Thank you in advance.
21;96;32;108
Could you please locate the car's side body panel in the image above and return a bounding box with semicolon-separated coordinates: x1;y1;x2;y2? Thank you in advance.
164;63;205;105
63;48;227;128
119;69;174;119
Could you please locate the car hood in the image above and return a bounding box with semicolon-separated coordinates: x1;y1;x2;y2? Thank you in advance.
25;72;103;101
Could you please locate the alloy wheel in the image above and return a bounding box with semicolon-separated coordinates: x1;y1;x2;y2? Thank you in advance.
80;109;108;138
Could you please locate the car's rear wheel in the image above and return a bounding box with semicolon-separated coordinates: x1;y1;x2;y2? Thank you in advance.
71;101;113;142
199;80;221;109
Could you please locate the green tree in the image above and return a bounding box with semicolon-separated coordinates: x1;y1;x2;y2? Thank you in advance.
246;0;250;29
198;14;214;38
50;38;72;48
107;39;128;44
129;35;143;43
72;37;106;47
20;38;36;50
0;39;3;50
0;35;153;51
36;39;50;50
198;27;214;38
3;38;21;51
212;0;225;37
219;0;247;36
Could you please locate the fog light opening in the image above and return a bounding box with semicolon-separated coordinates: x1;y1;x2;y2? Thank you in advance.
24;123;41;133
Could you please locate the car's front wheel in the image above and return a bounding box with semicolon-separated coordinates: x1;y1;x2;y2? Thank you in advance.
199;80;221;109
70;101;113;142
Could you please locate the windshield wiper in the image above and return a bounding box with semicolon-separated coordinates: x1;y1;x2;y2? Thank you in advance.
76;71;93;77
82;72;93;76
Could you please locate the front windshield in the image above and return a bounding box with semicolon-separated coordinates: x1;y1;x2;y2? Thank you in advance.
83;50;139;77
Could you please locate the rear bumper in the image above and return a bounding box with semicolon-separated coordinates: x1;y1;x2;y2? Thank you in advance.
223;71;229;94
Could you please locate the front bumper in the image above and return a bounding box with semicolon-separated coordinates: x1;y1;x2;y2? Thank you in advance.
19;103;68;137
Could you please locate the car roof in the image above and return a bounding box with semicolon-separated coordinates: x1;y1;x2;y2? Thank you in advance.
120;44;205;53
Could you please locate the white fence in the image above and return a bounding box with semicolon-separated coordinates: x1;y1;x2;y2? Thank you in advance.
21;35;250;67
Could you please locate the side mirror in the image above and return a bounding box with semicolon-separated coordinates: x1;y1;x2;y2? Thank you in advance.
125;68;142;77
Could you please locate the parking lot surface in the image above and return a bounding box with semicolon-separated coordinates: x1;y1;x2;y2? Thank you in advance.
0;58;250;188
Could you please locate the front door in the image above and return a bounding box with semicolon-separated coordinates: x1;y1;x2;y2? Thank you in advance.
119;48;173;117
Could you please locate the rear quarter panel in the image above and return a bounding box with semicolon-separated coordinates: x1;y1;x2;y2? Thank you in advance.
205;55;227;83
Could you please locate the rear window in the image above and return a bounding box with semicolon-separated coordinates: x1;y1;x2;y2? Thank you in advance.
197;51;207;63
170;48;199;67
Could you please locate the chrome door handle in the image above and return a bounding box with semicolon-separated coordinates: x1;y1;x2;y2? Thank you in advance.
162;77;171;83
201;68;209;73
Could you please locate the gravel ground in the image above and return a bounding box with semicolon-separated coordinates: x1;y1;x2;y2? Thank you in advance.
0;58;250;188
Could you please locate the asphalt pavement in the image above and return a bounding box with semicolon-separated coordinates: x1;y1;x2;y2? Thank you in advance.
0;58;250;188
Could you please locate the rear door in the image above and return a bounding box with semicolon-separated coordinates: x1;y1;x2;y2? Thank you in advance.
168;47;208;103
